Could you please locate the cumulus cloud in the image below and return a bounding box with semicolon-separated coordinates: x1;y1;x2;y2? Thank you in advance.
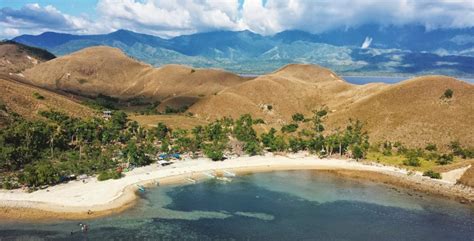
1;0;474;38
96;0;246;37
241;0;474;34
0;4;92;33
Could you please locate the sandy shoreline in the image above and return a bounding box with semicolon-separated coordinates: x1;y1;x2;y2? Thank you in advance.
1;153;472;221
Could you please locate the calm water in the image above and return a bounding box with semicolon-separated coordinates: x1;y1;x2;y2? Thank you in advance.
342;76;474;84
1;171;473;241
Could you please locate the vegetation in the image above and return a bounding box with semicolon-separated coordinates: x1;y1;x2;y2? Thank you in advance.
423;170;441;179
164;105;188;114
442;88;453;99
98;170;122;181
33;92;45;100
1;104;471;190
83;94;119;110
291;113;305;122
436;154;454;165
281;123;298;133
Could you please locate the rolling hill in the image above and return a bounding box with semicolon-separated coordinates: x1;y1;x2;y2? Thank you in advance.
22;46;248;107
0;40;55;74
0;76;95;122
190;65;474;148
18;46;474;148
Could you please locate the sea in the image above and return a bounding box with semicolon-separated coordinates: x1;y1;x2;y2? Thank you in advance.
1;171;473;241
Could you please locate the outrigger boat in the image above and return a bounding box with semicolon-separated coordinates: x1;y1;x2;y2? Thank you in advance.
223;170;236;177
136;184;145;193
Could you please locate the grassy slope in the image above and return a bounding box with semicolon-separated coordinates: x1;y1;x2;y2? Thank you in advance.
0;77;95;120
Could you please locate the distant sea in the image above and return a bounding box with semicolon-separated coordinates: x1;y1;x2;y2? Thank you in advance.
240;74;474;84
342;76;474;85
1;171;472;240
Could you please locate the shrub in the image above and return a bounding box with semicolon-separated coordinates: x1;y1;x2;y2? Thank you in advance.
442;89;453;99
281;123;298;133
243;140;262;156
425;143;437;152
33;92;45;100
205;147;224;161
423;170;441;179
436;154;454;165
253;118;265;124
351;145;364;160
291;113;305;122
403;152;421;167
97;170;122;181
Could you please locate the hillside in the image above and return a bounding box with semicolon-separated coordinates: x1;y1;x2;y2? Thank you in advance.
190;64;385;122
0;76;95;121
328;76;474;147
17;45;474;148
0;41;55;74
190;66;474;148
22;46;247;107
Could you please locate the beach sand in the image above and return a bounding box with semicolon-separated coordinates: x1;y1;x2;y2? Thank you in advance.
0;153;472;221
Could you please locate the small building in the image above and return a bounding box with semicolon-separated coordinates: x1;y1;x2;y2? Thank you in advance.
102;110;112;119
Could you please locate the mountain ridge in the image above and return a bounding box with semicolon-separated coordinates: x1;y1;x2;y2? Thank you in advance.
12;25;474;77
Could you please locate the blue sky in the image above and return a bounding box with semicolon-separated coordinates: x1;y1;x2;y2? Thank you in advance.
1;0;473;39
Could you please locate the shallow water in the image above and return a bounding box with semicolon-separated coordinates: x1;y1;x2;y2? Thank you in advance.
1;171;473;241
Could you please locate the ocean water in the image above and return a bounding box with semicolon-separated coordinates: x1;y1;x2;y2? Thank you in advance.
343;76;474;84
1;171;473;241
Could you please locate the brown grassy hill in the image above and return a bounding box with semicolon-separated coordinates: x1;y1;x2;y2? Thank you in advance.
190;66;473;148
458;165;474;187
328;76;474;147
190;64;386;122
0;41;55;74
0;77;95;121
23;46;247;106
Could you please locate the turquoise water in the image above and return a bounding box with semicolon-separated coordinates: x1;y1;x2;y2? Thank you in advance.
1;171;473;240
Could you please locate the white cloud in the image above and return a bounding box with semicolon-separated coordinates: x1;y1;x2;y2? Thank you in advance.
1;0;474;38
241;0;474;35
0;3;98;37
96;0;245;37
3;28;19;37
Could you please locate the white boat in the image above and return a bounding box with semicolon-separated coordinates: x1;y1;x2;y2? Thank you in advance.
203;172;216;178
223;170;236;177
186;178;197;184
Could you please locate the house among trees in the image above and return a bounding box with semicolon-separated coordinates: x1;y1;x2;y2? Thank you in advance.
102;110;112;119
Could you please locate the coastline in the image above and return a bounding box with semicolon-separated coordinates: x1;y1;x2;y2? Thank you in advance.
1;153;472;221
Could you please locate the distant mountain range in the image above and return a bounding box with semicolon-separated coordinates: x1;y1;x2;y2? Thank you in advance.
12;25;474;76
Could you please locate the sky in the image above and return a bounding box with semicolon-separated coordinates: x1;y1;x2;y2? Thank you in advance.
1;0;474;39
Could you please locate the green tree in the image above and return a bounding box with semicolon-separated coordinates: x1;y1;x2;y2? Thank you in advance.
281;123;298;133
234;114;257;142
204;143;225;161
442;89;453;99
436;154;454;165
154;122;170;141
124;141;151;167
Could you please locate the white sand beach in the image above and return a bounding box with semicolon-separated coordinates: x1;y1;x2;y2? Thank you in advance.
0;153;472;220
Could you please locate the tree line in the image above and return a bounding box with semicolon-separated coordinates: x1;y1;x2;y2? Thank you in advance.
2;106;470;189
